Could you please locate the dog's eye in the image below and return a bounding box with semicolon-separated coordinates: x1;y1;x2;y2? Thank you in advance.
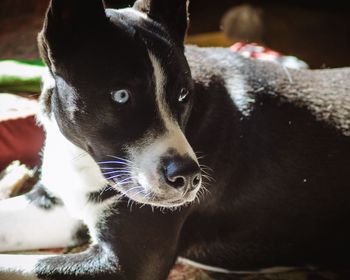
178;88;191;103
111;89;130;104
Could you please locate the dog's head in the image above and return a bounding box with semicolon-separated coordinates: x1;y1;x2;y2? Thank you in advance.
38;0;202;207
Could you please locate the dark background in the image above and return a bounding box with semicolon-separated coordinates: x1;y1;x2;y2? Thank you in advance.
0;0;349;68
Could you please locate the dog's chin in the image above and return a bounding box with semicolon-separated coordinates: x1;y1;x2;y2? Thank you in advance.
111;181;199;208
144;195;195;208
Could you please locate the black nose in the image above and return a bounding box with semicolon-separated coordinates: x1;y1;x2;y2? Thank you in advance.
162;157;201;189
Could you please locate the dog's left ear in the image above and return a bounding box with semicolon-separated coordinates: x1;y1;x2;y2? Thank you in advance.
38;0;109;72
133;0;189;46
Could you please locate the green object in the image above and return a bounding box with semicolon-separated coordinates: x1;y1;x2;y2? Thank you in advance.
0;60;46;93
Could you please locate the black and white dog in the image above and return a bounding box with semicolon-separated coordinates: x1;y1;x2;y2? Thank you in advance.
1;0;350;279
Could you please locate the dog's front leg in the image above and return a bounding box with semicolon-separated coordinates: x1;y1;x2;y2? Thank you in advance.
0;198;190;280
97;201;191;280
0;243;123;280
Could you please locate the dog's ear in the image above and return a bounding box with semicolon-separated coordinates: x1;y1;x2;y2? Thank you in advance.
133;0;189;45
38;0;108;71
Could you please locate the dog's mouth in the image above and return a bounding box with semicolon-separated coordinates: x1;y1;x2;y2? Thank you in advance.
98;150;207;208
107;176;201;208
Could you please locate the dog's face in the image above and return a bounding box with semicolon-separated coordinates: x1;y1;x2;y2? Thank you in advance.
38;0;202;207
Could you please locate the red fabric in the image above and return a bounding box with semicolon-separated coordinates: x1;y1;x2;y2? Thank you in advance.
229;42;309;69
0;115;44;171
230;42;282;59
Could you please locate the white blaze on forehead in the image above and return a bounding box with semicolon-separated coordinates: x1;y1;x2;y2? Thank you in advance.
148;53;171;131
122;52;198;197
147;52;197;160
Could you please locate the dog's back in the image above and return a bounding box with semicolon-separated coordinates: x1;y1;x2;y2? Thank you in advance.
180;45;350;270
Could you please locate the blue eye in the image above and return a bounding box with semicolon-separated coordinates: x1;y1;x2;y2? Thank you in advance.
111;89;130;104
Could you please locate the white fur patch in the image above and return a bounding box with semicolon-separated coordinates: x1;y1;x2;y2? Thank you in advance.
40;119;109;217
40;118;119;242
148;52;197;160
225;75;254;116
36;67;55;127
82;197;118;244
0;195;79;252
118;7;149;20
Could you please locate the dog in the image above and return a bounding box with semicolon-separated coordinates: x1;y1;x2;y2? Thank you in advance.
1;0;350;279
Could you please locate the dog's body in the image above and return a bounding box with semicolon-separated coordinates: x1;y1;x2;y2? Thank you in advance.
1;0;350;279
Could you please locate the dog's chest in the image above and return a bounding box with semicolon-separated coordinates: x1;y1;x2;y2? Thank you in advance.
40;119;118;239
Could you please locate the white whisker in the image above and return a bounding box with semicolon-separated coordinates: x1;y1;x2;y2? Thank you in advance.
100;167;131;170
202;174;214;182
102;170;133;175
122;186;142;196
115;180;135;186
105;174;130;180
98;160;130;165
107;155;134;164
199;164;213;172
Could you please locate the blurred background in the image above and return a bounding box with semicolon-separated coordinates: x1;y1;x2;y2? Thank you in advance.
1;0;350;68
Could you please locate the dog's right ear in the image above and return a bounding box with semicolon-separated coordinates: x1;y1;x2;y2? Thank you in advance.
133;0;189;47
38;0;108;71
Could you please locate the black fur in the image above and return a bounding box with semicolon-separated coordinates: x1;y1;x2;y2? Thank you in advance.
29;0;350;279
26;183;63;210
